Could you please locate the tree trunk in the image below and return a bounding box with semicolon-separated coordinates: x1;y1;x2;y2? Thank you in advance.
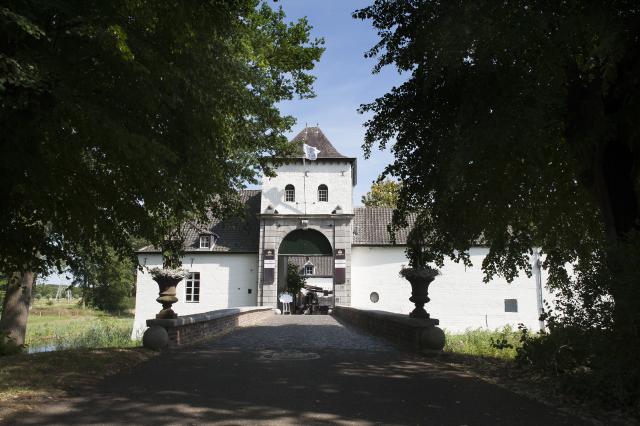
0;271;35;348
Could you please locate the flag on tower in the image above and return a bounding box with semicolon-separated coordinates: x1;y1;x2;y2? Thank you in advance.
303;143;320;161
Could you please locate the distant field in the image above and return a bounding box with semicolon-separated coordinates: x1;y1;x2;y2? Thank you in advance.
26;300;138;352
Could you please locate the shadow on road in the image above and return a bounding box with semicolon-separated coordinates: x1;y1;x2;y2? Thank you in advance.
7;321;588;425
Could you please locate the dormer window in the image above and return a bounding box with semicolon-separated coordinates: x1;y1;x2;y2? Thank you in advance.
318;184;328;202
285;184;295;202
199;234;211;249
304;264;314;276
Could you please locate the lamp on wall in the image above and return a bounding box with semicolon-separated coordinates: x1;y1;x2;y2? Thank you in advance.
264;204;275;214
332;205;343;215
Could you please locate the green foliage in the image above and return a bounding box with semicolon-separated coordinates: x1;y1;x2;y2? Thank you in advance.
355;0;639;282
32;283;80;300
25;300;135;352
444;326;520;360
0;0;323;277
70;245;135;313
361;180;400;208
356;2;640;411
27;317;136;352
286;262;306;295
516;325;640;412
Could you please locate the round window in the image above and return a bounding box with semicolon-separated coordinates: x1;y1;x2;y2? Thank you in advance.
370;292;379;303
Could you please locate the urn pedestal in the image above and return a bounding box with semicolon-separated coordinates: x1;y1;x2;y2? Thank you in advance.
401;268;438;319
151;274;182;319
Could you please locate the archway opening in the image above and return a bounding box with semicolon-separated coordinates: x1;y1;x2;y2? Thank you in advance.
278;229;334;314
279;229;332;256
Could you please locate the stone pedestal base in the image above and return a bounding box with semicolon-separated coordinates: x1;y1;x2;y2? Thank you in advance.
143;325;169;350
420;326;445;350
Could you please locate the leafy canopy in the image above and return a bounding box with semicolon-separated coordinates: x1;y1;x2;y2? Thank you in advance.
355;1;639;287
0;1;323;274
361;180;400;208
286;262;306;295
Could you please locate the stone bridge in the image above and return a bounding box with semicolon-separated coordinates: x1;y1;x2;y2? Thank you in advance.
13;311;589;425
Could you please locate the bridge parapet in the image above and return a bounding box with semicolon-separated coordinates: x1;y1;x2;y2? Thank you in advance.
143;306;274;350
333;306;445;351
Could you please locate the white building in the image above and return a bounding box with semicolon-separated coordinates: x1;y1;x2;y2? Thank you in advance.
133;127;549;337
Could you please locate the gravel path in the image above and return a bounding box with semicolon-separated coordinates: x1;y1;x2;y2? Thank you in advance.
9;314;590;425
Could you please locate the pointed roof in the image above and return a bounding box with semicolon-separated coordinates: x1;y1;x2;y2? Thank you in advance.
291;126;351;159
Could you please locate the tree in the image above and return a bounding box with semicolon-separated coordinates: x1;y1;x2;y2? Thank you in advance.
286;263;306;295
361;180;401;208
356;0;640;406
0;1;323;347
70;244;135;313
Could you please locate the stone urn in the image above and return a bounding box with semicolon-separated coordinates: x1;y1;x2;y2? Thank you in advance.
149;267;187;319
400;266;439;319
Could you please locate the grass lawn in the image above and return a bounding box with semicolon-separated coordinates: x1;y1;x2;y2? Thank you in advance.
0;348;155;421
0;300;154;421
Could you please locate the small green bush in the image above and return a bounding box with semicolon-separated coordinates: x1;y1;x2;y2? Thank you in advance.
517;325;640;412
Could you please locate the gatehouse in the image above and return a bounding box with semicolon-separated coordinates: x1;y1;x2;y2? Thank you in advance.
133;126;551;337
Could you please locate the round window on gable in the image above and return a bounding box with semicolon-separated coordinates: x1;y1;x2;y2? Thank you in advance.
370;292;379;303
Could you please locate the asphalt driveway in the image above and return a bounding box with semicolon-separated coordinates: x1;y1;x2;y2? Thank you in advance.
7;315;589;425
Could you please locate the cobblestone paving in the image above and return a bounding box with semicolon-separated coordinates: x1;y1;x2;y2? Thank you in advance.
203;314;395;352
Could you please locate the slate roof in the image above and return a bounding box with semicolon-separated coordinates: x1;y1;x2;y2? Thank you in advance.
137;190;261;254
353;207;415;246
291;127;353;160
137;196;414;254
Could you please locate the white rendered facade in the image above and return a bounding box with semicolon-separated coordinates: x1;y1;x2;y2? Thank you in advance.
260;161;354;215
132;253;258;338
351;246;549;332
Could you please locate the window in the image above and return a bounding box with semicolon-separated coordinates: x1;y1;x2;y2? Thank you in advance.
186;272;200;303
285;184;295;202
318;184;328;202
199;235;211;249
504;299;518;313
370;292;379;303
304;264;314;275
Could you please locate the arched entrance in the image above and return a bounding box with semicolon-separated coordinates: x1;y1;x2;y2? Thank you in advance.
278;229;334;314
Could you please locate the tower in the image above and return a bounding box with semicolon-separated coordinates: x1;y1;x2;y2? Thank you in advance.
257;127;357;309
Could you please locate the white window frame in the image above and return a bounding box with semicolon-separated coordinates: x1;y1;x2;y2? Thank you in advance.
304;264;314;276
199;235;211;249
318;185;328;202
185;272;200;303
285;185;295;202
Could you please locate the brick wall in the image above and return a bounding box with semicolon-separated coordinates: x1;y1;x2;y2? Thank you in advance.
147;307;273;349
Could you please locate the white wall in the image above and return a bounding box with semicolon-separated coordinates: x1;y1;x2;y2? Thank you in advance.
260;161;353;215
351;246;549;333
132;253;258;338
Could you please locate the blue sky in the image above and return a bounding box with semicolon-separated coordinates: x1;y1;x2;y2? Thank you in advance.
271;0;405;204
